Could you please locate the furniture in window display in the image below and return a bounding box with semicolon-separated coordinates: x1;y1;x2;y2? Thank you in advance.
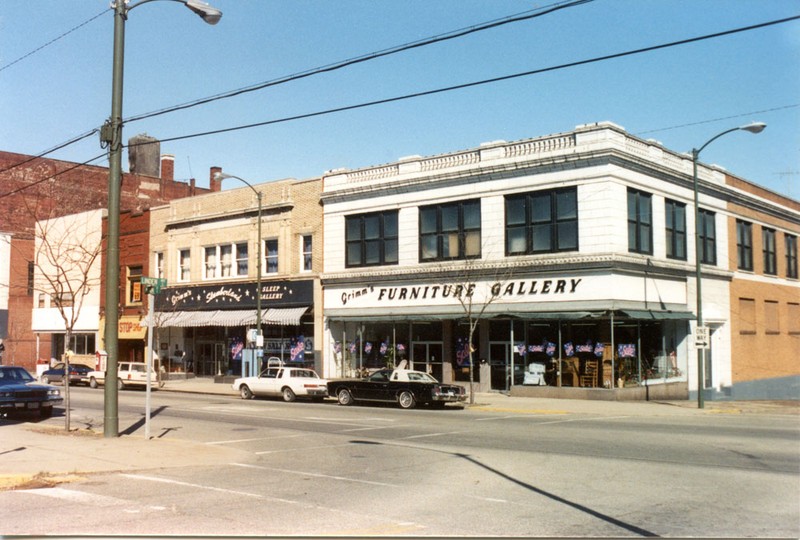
580;360;598;387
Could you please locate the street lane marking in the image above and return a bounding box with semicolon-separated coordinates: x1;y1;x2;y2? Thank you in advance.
397;430;470;440
14;486;129;507
206;433;306;445
233;463;401;488
536;415;632;425
254;442;357;455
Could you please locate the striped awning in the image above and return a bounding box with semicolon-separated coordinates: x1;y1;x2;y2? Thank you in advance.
153;307;308;327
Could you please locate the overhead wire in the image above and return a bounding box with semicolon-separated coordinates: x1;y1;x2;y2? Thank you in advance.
0;8;110;74
140;15;800;147
124;0;594;124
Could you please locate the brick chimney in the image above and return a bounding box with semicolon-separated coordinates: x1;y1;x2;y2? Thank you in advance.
210;166;222;192
160;154;175;181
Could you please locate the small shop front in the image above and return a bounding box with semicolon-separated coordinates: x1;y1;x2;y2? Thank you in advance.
324;272;694;393
153;279;315;377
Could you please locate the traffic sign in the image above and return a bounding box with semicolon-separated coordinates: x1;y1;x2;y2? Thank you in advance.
141;276;167;294
695;326;709;349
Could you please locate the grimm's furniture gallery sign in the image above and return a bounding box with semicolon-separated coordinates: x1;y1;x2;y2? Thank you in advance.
155;280;313;311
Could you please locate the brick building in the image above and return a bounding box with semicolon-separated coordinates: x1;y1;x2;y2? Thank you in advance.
148;168;323;378
0;146;209;371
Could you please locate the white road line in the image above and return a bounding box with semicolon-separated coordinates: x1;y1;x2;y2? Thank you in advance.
206;433;306;445
255;442;355;455
233;463;401;488
13;487;128;507
536;415;632;425
396;430;470;440
121;473;295;503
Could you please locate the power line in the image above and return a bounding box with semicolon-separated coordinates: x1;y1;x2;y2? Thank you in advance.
0;0;590;178
143;15;800;147
636;104;800;135
124;0;594;124
0;9;110;74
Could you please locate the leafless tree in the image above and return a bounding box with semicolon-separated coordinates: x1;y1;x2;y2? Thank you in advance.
32;210;103;431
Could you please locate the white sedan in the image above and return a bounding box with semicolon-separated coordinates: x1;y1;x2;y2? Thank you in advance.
232;366;328;402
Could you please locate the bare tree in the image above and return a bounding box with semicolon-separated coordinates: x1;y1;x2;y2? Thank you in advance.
32;210;103;431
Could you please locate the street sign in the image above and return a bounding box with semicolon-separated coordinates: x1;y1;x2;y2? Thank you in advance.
141;276;167;294
695;326;710;350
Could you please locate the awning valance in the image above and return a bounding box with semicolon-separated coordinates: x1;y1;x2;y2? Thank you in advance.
153;307;308;328
619;309;695;320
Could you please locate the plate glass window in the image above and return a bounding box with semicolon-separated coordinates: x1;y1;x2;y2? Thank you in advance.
506;188;578;255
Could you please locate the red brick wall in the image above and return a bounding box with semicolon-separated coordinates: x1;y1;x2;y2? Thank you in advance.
0;150;210;372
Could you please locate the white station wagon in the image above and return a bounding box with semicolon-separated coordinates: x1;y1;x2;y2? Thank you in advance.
232;367;328;402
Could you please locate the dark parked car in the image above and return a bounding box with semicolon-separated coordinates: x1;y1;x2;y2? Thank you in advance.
328;367;467;409
0;366;63;418
40;362;92;386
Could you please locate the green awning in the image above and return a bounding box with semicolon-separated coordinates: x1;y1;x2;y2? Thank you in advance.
619;309;695;320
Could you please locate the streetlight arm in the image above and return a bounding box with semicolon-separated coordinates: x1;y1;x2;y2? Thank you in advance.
693;122;767;158
121;0;222;24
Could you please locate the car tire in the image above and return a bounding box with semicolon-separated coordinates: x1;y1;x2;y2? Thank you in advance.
398;390;416;409
117;379;124;390
41;376;50;385
337;388;353;406
89;377;98;389
240;385;253;399
282;387;296;402
40;406;53;418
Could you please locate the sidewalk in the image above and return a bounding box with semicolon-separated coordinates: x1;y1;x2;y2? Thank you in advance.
1;377;796;491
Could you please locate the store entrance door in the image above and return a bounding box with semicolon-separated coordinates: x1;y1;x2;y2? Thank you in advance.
411;342;443;382
197;341;226;376
489;342;513;391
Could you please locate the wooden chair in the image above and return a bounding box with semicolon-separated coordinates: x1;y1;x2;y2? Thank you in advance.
580;360;598;387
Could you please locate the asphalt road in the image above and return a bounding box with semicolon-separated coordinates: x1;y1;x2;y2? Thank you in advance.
2;387;798;537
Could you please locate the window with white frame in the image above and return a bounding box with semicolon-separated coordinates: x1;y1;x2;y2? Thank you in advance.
301;235;312;272
154;252;164;279
265;239;278;274
204;243;248;279
178;249;191;282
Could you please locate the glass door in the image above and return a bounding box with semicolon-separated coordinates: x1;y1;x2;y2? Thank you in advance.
411;342;443;382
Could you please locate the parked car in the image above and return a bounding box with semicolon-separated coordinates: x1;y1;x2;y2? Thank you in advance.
40;363;92;386
232;366;328;402
327;367;467;409
88;362;163;390
0;365;63;418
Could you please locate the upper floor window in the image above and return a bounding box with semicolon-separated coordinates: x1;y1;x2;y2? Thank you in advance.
127;265;143;304
27;261;34;296
698;209;717;265
665;199;686;260
265;239;279;274
154;252;164;280
506;188;578;255
736;220;753;271
762;228;777;275
627;189;652;254
204;243;248;280
420;199;481;262
786;234;798;279
345;211;398;267
178;249;191;282
301;235;313;272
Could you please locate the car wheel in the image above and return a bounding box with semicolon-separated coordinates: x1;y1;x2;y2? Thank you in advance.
398;390;416;409
41;376;50;385
89;377;98;389
40;406;53;418
282;387;296;402
240;385;253;399
117;379;124;390
337;388;353;406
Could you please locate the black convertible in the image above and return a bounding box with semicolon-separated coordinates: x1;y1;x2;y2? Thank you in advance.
328;367;467;409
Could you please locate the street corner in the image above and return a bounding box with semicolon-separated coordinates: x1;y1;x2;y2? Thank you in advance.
0;472;86;492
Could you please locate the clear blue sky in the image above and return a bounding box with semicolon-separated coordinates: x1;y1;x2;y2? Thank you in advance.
1;1;798;198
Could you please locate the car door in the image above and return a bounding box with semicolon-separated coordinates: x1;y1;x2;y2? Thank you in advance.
363;370;392;401
253;368;280;396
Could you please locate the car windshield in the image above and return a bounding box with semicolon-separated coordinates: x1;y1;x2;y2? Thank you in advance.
0;367;36;385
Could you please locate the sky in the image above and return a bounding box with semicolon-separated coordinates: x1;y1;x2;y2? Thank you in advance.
1;0;798;199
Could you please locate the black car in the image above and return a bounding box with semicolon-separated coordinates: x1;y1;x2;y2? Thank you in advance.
328;367;467;409
40;362;92;386
0;366;63;418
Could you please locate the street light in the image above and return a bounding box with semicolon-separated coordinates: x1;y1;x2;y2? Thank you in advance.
214;173;264;371
691;121;765;409
101;0;221;438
